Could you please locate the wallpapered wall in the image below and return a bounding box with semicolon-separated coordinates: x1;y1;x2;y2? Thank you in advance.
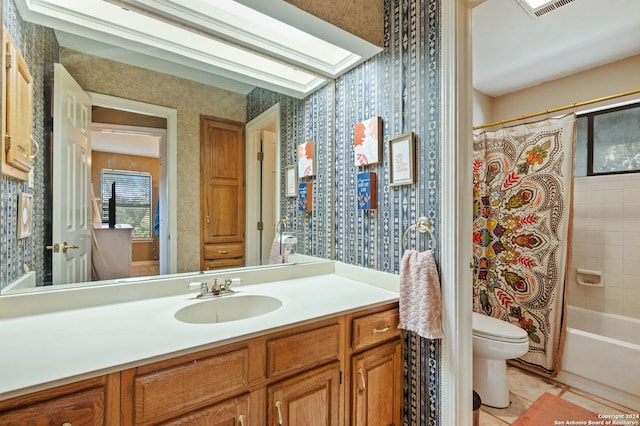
247;1;442;423
1;0;58;289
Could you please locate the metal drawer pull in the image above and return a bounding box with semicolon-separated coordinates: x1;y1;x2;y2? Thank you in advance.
358;367;366;394
218;250;230;254
373;324;391;334
275;400;283;426
238;414;245;426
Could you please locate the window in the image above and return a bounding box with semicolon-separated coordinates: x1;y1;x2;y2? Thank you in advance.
575;102;640;177
101;170;153;239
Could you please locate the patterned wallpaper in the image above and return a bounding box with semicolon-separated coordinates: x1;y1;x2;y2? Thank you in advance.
248;1;442;423
1;0;58;289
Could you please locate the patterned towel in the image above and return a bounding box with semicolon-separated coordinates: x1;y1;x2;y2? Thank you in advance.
398;249;444;339
269;233;289;264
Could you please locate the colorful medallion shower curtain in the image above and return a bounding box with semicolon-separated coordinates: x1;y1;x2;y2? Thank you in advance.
472;114;576;375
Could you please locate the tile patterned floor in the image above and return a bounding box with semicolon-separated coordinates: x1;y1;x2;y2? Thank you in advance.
479;366;637;425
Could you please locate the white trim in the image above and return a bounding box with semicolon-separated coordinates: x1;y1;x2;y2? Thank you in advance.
88;92;178;275
441;1;474;424
245;104;281;266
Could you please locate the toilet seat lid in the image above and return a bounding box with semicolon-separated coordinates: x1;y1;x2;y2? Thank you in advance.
472;312;528;343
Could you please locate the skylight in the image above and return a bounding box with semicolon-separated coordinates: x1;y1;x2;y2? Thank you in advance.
16;0;382;97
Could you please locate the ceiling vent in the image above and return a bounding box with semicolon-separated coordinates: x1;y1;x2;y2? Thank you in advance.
516;0;575;18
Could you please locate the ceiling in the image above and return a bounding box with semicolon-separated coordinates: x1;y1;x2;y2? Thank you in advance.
14;0;640;99
473;0;640;97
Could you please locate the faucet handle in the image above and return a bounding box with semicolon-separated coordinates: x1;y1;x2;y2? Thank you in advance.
224;278;241;289
188;281;209;296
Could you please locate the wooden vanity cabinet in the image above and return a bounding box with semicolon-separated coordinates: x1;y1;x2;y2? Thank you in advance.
0;302;400;425
348;305;403;426
0;373;120;426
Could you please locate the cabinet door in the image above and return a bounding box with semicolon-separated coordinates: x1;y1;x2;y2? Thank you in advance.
351;340;402;426
268;362;340;426
3;28;34;180
160;394;249;426
0;374;119;426
200;116;245;270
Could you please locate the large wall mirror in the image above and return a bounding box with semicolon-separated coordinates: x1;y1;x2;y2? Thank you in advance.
0;0;371;295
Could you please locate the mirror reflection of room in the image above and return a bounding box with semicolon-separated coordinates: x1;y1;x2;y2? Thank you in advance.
90;108;166;280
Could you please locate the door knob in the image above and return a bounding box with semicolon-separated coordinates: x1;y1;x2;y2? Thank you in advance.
46;242;78;253
60;242;79;253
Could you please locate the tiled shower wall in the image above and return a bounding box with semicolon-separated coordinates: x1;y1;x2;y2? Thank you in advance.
570;174;640;319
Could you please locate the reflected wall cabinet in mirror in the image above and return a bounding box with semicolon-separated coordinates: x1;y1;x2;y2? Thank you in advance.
200;116;246;270
2;27;34;181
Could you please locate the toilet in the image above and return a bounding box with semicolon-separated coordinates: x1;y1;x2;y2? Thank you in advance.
472;311;529;408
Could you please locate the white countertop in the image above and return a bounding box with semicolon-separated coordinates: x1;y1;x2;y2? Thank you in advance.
0;261;398;400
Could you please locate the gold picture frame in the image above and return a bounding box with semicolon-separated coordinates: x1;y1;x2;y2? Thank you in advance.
388;132;416;186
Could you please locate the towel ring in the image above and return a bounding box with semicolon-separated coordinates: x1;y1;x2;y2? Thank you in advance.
276;217;289;233
402;216;436;251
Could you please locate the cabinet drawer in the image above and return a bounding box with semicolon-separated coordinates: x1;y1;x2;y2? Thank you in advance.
352;308;400;352
0;387;105;425
203;257;244;270
159;394;249;426
267;323;341;378
203;243;244;259
134;348;249;425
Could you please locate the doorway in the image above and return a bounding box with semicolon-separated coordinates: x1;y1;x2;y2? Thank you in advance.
91;120;165;277
245;104;281;266
89;93;178;275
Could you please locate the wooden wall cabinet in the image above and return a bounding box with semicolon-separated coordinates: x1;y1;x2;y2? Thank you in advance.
200;116;245;270
2;28;34;181
0;303;401;425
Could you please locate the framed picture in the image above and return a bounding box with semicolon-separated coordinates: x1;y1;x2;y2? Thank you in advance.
388;132;416;186
354;116;382;166
285;165;297;197
297;140;315;178
17;192;33;239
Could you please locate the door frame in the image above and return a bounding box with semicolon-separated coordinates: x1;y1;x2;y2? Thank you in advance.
89;92;178;275
245;103;281;266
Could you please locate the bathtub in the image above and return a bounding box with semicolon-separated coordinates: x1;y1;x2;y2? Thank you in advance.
558;306;640;410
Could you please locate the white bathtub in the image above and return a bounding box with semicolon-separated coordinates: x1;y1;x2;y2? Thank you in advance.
558;306;640;410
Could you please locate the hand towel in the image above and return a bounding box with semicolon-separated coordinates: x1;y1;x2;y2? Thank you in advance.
398;249;444;339
269;233;289;264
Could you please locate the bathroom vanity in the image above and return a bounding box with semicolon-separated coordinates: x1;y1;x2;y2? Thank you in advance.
0;261;401;425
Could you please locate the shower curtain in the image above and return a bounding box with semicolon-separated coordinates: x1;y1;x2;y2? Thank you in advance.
472;114;576;375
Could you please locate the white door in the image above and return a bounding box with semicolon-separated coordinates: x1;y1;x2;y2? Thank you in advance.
52;64;92;284
260;129;277;264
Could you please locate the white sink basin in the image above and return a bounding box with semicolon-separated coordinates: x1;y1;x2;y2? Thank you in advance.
174;295;283;324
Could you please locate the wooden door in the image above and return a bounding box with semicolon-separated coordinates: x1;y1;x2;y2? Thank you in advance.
268;363;341;426
200;116;245;270
351;340;403;426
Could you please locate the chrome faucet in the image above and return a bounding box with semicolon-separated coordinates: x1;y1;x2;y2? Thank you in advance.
188;278;241;298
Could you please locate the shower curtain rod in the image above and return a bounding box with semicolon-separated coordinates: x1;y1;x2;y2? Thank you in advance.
473;87;640;131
